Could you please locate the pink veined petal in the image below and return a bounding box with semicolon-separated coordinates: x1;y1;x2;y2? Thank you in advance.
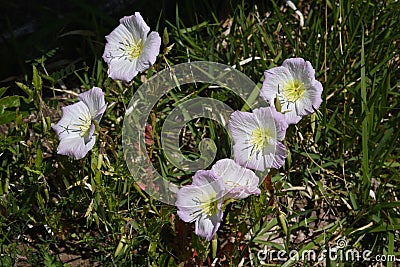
260;66;293;101
228;110;259;142
191;170;220;187
282;58;308;77
252;108;280;139
107;57;139;82
57;133;96;160
176;185;205;222
102;24;133;64
284;106;303;125
52;102;90;139
282;58;315;88
297;79;323;116
211;159;260;199
137;31;161;73
120;12;150;41
195;210;223;241
254;106;288;141
238;141;278;171
268;141;287;169
78;87;106;120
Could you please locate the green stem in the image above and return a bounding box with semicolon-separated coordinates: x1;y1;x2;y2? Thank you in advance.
212;234;218;259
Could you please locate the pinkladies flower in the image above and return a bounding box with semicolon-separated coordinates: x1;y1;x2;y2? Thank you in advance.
260;58;323;124
52;87;107;160
211;159;260;199
102;12;161;82
176;170;225;241
229;107;288;171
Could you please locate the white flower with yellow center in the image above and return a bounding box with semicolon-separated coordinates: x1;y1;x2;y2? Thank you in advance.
102;12;161;82
52;87;107;160
260;58;323;124
229;107;288;171
176;170;225;241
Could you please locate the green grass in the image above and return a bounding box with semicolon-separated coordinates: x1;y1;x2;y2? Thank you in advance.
1;0;400;266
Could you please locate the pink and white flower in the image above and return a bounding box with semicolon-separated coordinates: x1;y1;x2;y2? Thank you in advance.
260;58;323;124
102;12;161;82
52;87;107;160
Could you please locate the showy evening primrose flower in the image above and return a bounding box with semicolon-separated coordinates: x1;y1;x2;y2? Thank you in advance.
211;158;260;200
102;12;161;82
52;87;107;160
176;170;225;241
229;107;288;171
260;58;323;124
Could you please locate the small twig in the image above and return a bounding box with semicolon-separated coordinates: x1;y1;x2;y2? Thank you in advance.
231;56;262;69
43;85;79;96
286;0;304;27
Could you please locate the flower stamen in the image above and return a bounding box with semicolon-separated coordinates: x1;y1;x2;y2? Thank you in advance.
250;127;274;154
74;113;92;137
119;34;143;61
283;79;305;102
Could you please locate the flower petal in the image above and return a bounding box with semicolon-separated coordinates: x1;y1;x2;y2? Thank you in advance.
52;102;89;138
176;185;206;222
57;132;96;160
120;13;150;41
254;107;287;141
260;66;293;101
211;159;260;199
284;103;302;124
107;58;139;82
137;31;161;73
191;169;220;187
102;24;133;63
282;58;314;84
78;87;107;121
297;79;323;115
195;211;223;241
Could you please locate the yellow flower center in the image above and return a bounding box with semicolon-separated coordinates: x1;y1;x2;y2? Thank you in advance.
122;36;143;60
193;193;219;217
250;127;274;152
283;79;305;102
77;113;92;137
202;199;219;217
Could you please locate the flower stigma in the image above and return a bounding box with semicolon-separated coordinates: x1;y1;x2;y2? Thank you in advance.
120;35;143;60
192;194;219;217
250;127;274;153
283;79;305;102
76;113;92;138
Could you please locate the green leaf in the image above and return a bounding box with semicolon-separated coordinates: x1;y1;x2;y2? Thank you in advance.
0;96;20;124
0;96;20;112
0;87;8;98
32;65;42;93
35;148;43;170
163;27;170;45
15;82;33;99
